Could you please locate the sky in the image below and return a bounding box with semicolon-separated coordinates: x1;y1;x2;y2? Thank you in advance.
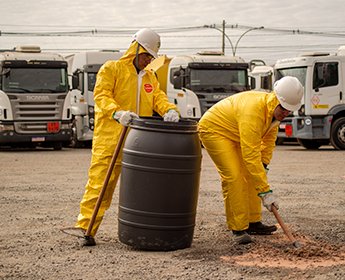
1;0;345;65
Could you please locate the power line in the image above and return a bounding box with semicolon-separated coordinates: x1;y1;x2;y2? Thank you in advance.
1;24;345;38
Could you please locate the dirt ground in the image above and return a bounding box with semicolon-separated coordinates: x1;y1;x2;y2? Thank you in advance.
1;142;345;280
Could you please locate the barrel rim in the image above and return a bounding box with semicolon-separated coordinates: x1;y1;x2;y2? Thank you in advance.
130;116;199;133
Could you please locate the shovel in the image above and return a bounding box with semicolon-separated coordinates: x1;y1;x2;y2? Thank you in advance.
272;205;301;248
61;126;128;239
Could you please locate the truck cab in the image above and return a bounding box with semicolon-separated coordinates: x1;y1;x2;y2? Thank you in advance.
248;60;274;93
274;46;345;149
0;45;71;150
148;51;249;119
65;50;124;147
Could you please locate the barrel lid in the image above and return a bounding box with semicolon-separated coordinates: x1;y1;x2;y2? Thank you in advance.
130;117;198;133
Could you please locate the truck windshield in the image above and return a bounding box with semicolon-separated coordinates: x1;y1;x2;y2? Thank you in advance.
275;67;307;88
189;69;248;93
1;68;68;93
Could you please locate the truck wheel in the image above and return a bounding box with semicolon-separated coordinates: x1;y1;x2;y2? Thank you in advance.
330;117;345;150
297;139;323;149
53;141;62;150
70;120;83;148
276;137;285;145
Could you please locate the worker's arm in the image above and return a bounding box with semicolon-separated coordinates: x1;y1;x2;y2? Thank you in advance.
93;61;122;120
149;72;180;117
238;110;270;194
261;124;279;166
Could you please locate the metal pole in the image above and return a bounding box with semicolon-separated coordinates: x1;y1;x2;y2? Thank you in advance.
204;23;234;56
204;23;263;57
222;20;225;54
233;26;264;57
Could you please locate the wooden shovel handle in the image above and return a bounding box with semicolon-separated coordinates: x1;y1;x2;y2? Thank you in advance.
272;205;301;248
85;126;128;237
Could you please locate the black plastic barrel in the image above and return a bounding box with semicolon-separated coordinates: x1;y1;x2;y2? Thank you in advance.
118;117;202;251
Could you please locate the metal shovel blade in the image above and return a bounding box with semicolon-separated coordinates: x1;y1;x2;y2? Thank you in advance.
293;240;302;248
60;227;86;238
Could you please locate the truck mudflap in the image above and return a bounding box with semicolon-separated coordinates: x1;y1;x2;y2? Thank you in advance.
291;115;332;139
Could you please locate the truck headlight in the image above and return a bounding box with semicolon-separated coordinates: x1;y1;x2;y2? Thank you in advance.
0;124;14;131
61;123;70;130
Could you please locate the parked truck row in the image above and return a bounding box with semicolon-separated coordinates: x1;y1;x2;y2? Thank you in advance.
1;45;345;150
65;50;250;147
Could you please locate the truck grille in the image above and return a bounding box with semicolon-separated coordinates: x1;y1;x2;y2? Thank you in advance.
9;94;66;134
196;93;234;115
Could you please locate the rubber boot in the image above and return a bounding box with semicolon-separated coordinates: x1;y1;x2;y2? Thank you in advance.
232;230;252;244
246;221;277;235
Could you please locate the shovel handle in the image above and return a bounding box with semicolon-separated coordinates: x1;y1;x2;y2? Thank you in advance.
85;126;128;237
272;205;301;248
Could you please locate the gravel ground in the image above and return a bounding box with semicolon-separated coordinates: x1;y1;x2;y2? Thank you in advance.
1;142;345;280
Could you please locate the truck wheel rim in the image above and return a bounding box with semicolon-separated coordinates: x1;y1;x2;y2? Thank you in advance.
338;124;345;143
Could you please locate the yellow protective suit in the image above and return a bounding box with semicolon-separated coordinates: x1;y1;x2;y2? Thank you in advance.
75;41;179;236
198;91;280;231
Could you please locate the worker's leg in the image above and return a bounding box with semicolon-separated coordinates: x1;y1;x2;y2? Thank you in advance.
242;159;277;235
199;130;250;231
75;152;122;237
242;165;262;223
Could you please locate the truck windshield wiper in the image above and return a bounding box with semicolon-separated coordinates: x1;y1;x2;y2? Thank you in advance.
33;89;59;93
7;87;31;93
213;87;226;92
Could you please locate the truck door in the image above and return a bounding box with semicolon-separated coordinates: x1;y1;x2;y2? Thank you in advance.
310;60;342;115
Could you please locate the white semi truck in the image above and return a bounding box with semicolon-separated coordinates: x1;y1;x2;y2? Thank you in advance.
248;60;274;93
0;45;71;150
274;46;345;150
148;51;249;119
65;50;124;147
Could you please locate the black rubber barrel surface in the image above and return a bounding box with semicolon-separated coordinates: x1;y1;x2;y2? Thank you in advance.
118;117;202;251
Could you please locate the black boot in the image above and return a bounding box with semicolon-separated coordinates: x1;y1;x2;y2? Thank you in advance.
246;221;277;235
232;230;252;244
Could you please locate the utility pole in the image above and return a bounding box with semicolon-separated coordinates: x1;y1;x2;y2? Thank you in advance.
222;20;225;54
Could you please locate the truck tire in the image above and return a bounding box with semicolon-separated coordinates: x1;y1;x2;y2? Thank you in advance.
53;141;62;150
330;117;345;150
70;120;83;148
297;139;323;150
276;137;285;145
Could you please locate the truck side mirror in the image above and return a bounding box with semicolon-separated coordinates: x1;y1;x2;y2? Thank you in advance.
72;74;79;90
173;76;182;89
262;76;270;90
173;69;182;89
0;68;11;77
250;77;256;89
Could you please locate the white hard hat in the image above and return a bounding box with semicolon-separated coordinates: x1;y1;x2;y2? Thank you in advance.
133;28;160;58
274;76;304;111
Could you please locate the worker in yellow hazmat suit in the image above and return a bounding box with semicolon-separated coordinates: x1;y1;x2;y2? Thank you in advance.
62;28;179;246
198;76;303;244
